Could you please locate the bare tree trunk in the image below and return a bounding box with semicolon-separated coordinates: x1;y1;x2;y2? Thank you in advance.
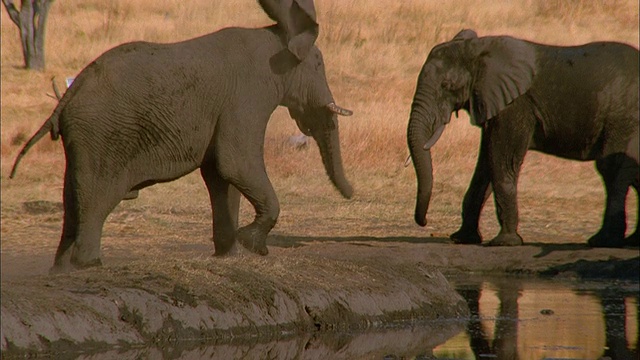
2;0;54;71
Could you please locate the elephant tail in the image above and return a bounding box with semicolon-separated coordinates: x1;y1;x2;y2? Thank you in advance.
9;112;61;179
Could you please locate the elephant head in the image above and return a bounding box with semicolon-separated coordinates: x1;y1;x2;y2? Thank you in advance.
260;0;353;199
284;47;354;199
408;29;536;226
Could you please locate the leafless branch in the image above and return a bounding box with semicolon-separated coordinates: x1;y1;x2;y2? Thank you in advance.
1;0;20;26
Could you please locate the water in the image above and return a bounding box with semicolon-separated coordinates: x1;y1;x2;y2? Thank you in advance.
23;276;639;359
434;275;639;360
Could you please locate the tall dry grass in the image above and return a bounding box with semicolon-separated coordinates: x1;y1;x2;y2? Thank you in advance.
1;0;638;240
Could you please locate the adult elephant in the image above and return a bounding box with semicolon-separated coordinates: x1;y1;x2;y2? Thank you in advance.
10;0;354;273
407;29;639;248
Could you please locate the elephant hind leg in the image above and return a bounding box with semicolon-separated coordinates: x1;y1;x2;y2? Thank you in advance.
51;167;127;273
625;177;639;247
51;174;80;274
589;154;636;248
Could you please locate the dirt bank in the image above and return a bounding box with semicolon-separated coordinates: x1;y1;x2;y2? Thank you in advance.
1;251;468;358
2;237;638;358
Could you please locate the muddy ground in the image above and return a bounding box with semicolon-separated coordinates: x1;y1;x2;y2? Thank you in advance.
1;191;639;358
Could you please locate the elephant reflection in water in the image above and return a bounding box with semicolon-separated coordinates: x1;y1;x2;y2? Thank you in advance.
457;281;521;360
457;281;639;360
596;287;639;360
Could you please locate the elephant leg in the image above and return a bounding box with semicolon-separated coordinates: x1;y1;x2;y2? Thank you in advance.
589;154;635;248
492;281;521;358
230;167;279;255
51;169;81;273
215;130;279;256
452;129;492;244
201;160;241;256
485;118;531;247
456;284;492;357
122;189;139;200
627;180;639;246
51;163;127;273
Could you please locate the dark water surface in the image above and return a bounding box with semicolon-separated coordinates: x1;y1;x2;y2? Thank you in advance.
26;275;638;360
433;275;639;360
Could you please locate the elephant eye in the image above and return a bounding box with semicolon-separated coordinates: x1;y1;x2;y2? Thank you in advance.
441;79;454;91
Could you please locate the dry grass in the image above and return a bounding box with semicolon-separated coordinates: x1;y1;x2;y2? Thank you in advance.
1;0;638;259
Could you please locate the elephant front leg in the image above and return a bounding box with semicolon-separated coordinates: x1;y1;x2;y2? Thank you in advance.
215;136;279;256
485;120;530;247
489;176;523;246
232;174;279;255
201;162;241;256
452;131;492;245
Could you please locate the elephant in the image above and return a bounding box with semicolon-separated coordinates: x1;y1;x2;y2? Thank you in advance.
10;0;353;273
407;29;639;248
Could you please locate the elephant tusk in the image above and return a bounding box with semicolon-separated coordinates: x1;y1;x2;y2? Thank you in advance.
423;125;446;150
326;102;353;116
51;76;63;101
404;154;412;167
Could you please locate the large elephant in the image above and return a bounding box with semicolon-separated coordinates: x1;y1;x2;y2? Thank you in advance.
10;0;353;273
408;29;639;248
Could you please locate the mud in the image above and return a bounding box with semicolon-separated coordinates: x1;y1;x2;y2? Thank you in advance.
0;253;468;358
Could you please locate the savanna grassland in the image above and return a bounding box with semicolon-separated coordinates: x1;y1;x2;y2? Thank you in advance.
1;0;638;276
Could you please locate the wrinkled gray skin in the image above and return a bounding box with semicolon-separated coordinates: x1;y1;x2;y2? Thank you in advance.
408;29;639;248
10;1;354;273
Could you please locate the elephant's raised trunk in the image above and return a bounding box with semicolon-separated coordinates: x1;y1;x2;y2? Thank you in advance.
314;113;353;199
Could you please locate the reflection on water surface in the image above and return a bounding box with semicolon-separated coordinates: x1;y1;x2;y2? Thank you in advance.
434;276;639;360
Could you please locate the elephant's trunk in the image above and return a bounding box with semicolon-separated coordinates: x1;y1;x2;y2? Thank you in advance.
408;117;435;226
314;116;353;199
407;83;447;226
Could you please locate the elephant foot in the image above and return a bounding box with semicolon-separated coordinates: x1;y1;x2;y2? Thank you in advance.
49;263;75;275
450;227;482;245
588;230;626;248
213;240;238;256
122;190;140;200
49;257;102;274
486;233;523;246
236;224;269;256
72;257;103;269
625;231;639;247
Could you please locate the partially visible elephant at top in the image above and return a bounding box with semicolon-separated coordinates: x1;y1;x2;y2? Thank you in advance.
407;29;639;248
10;0;354;273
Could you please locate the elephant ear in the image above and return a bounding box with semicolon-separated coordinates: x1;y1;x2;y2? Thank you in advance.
258;0;319;61
468;36;536;125
451;29;478;41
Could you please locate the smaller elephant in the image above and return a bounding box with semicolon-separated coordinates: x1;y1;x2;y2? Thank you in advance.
10;0;354;273
407;29;639;248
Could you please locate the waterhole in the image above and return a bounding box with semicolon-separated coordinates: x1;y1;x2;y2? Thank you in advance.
26;275;635;359
433;275;639;360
